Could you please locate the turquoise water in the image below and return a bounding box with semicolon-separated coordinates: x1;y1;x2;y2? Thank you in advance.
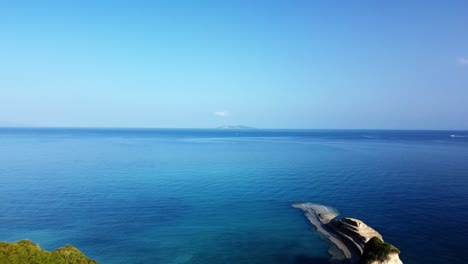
1;128;467;263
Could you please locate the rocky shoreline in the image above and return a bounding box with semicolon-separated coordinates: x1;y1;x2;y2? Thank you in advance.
293;203;402;264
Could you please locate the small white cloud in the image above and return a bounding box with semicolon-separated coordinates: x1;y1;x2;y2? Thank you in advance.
214;111;229;117
457;57;468;65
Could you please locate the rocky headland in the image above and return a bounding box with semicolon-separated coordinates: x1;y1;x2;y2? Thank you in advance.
293;203;402;264
0;239;97;264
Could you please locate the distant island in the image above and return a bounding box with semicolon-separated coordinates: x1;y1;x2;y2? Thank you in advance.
293;203;402;264
0;240;97;264
216;125;255;129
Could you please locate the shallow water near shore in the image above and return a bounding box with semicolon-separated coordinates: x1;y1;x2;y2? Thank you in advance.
1;128;467;263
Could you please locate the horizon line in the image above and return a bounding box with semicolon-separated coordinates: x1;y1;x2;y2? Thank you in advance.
0;125;467;132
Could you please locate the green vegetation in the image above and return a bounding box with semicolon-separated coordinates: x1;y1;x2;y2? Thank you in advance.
360;237;400;264
0;239;97;264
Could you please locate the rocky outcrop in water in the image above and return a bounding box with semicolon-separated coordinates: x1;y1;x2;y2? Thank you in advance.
293;203;402;264
0;239;97;264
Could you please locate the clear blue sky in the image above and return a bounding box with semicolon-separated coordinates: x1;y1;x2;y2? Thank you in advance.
1;1;467;129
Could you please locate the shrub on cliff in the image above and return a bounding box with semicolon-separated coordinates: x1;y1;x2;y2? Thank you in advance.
360;237;400;264
0;239;97;264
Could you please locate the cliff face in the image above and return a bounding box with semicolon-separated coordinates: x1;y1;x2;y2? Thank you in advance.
0;239;97;264
367;253;402;264
331;217;383;254
361;237;402;264
331;219;403;264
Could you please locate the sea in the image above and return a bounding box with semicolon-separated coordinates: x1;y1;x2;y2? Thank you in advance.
0;128;467;264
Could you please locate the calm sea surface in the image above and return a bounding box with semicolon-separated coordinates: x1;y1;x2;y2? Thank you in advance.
0;128;467;264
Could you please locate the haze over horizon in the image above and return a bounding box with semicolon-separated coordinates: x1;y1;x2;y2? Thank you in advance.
1;1;467;130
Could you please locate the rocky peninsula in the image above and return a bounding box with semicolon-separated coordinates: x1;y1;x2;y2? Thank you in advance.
0;239;97;264
293;203;402;264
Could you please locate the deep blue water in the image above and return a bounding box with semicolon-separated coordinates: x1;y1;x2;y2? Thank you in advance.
1;128;467;264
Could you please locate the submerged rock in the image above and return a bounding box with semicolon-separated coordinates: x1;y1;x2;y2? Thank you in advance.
0;239;97;264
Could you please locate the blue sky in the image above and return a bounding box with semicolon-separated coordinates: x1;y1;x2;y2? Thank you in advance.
1;1;467;129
